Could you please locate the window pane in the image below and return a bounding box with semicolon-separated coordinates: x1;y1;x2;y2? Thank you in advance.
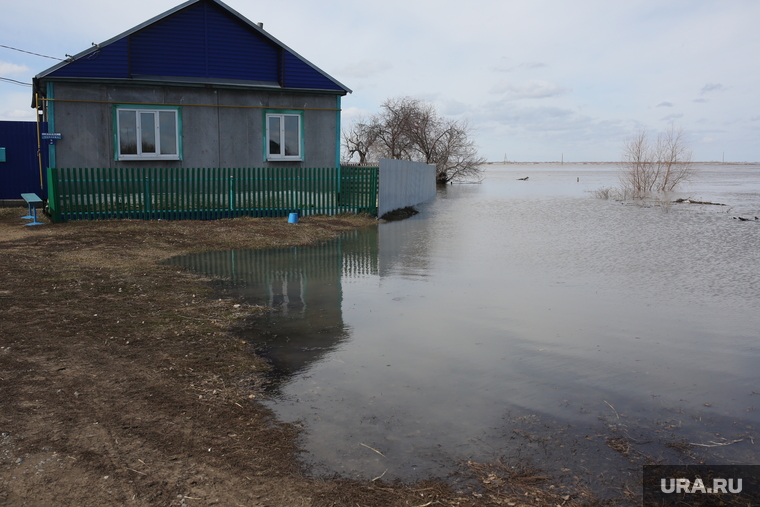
283;115;300;157
140;112;156;154
268;116;281;155
159;111;177;155
118;110;137;155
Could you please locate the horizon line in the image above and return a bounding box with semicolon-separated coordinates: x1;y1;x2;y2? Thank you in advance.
486;161;760;165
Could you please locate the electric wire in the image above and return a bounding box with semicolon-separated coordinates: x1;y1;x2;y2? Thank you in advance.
0;44;60;87
0;76;31;87
0;44;64;61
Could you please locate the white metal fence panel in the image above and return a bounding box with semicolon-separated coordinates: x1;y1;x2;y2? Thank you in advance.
378;159;436;218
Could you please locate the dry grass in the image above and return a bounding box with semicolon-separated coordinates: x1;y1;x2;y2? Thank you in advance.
465;459;604;507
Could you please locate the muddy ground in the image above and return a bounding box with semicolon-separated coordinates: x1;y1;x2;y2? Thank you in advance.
1;208;618;506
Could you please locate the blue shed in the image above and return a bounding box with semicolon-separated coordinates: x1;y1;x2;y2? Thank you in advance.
0;121;49;201
32;0;351;170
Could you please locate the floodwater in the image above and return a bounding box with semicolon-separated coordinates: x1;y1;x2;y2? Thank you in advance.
166;163;760;488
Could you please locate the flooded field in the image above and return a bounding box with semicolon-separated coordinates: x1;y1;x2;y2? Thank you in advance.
167;163;760;490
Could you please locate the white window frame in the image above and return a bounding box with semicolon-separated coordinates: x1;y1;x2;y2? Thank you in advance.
265;112;303;161
115;106;181;161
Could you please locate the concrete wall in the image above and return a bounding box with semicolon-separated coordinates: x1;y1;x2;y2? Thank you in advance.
377;158;436;218
47;82;340;168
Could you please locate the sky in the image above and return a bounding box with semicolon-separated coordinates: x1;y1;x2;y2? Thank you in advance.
2;0;759;162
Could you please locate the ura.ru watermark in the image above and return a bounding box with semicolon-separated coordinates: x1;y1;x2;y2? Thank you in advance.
644;465;759;505
660;477;742;494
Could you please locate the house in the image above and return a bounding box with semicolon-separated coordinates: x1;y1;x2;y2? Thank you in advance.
32;0;351;172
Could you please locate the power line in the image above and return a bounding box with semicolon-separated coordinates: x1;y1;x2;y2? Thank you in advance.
0;44;64;61
0;76;31;87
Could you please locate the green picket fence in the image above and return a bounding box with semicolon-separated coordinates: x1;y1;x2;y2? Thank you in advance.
46;166;378;222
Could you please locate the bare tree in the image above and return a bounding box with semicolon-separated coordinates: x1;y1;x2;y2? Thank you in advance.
379;97;420;160
619;126;694;197
342;116;378;164
620;129;653;197
342;97;485;183
428;119;485;183
654;126;693;192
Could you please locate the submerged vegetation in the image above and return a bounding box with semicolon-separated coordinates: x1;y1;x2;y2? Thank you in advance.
618;126;695;198
592;126;697;206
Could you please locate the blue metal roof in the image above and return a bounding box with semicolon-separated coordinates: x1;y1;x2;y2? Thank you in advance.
35;0;350;94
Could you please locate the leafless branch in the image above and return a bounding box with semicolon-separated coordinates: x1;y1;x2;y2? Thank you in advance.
618;125;695;197
341;96;485;183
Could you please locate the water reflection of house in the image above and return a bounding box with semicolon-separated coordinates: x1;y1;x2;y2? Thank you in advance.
166;228;378;378
377;208;433;278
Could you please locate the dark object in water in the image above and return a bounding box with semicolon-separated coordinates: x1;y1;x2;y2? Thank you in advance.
517;176;529;181
381;206;418;221
674;198;725;206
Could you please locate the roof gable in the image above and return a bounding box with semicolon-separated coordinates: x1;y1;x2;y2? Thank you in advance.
37;0;349;94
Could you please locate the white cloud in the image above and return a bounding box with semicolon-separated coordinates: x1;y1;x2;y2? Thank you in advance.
489;80;570;100
440;99;469;115
0;61;31;75
1;108;35;120
336;59;392;79
340;106;375;125
3;0;760;161
700;83;723;95
0;89;36;121
478;101;583;132
491;61;547;73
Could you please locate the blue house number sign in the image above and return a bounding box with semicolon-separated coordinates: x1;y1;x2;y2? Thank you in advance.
41;132;62;145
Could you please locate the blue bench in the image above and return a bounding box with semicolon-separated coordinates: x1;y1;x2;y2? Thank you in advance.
21;193;44;226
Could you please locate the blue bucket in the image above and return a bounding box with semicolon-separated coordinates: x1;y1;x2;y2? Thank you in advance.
288;212;299;224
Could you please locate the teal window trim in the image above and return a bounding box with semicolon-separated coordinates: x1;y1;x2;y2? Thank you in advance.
335;96;341;168
46;82;56;169
112;104;183;161
263;109;304;162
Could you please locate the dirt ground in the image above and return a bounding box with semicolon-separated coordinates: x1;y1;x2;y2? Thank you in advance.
0;208;609;507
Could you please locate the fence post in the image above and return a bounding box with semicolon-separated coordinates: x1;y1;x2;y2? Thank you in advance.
46;167;61;223
337;164;342;206
144;176;151;216
370;166;378;215
229;175;235;213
